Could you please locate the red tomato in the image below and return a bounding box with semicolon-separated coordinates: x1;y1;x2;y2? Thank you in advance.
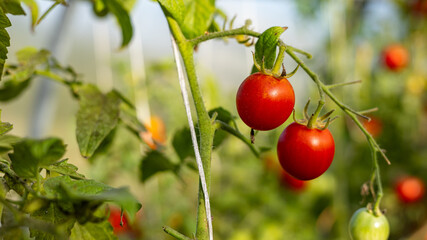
363;116;383;138
108;207;130;234
279;169;307;191
382;44;409;71
395;176;425;204
236;72;295;131
277;122;335;180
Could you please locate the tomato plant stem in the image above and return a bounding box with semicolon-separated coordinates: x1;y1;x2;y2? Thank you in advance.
325;80;362;89
285;47;390;165
189;26;260;46
167;16;215;240
369;139;384;216
285;47;325;102
214;120;260;158
271;44;286;76
163;226;192;240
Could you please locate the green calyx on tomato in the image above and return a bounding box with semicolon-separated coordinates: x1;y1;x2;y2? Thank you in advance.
295;99;337;130
348;207;390;240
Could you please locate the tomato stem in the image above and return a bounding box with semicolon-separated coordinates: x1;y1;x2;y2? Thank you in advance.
166;16;215;240
163;226;192;240
214;120;260;158
271;44;286;76
325;80;362;89
307;100;325;129
369;138;384;217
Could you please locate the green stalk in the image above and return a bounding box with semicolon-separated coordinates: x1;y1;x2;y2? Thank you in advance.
166;17;215;240
271;44;286;76
163;226;192;240
214;120;260;158
369;139;383;216
189;27;260;45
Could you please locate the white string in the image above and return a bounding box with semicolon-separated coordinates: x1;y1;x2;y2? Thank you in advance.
170;35;213;240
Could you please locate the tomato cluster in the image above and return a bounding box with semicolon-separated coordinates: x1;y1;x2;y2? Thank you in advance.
236;73;335;181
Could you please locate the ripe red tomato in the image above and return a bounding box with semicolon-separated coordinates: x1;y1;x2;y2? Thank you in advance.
279;169;307;191
277;122;335;180
363;116;383;138
382;44;409;71
236;72;295;131
108;207;130;234
395;176;425;204
349;208;389;240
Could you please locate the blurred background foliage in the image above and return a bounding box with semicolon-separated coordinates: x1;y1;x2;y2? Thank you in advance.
1;0;426;239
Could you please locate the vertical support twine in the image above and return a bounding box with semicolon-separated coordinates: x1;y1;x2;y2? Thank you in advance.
170;36;213;240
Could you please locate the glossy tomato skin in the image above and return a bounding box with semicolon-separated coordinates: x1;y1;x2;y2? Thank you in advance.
382;44;409;71
236;72;295;131
349;208;389;240
395;176;425;204
277;122;335;180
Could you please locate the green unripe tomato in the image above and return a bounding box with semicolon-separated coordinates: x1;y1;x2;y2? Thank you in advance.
349;208;389;240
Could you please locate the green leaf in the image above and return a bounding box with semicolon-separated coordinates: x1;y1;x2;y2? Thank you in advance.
0;48;50;101
30;203;76;240
102;0;133;48
172;127;193;162
140;150;176;182
255;26;286;70
0;77;31;101
44;176;141;221
9;138;66;179
75;84;121;158
44;160;85;179
0;109;12;135
0;134;20;154
0;9;11;79
157;0;184;23
1;207;30;239
209;107;234;148
88;127;116;162
0;0;25;15
70;221;117;240
16;47;50;66
119;101;147;134
208;107;234;124
0;177;7;222
180;0;215;39
21;0;39;29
